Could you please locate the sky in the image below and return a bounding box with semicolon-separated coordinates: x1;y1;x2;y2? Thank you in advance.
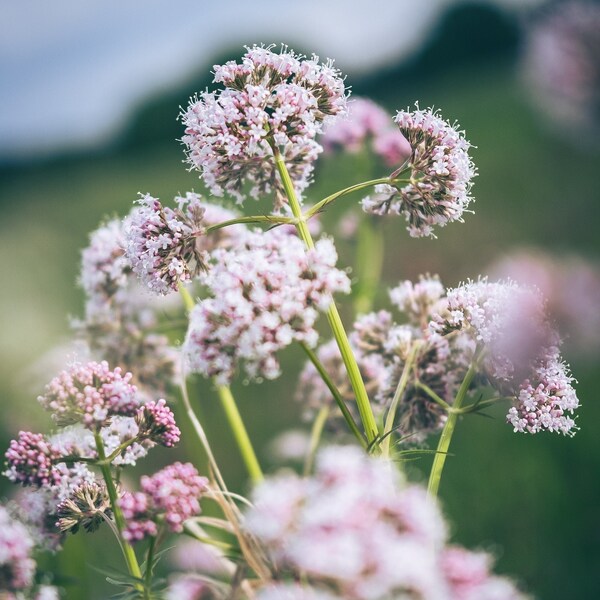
0;0;539;160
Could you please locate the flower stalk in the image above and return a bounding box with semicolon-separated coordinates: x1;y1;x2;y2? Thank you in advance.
93;432;143;584
216;384;264;483
427;362;478;497
271;145;380;444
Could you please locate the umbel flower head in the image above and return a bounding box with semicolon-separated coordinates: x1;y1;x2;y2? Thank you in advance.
76;215;181;399
523;1;600;139
0;505;36;592
135;399;181;447
120;462;208;542
38;360;140;429
181;44;348;207
247;446;526;600
298;275;471;442
4;431;63;488
184;228;351;384
430;278;580;436
362;106;476;237
125;192;240;295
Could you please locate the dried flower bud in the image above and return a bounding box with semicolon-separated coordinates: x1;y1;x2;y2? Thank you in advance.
56;481;111;534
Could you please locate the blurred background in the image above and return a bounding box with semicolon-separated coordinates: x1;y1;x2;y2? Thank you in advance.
1;0;599;598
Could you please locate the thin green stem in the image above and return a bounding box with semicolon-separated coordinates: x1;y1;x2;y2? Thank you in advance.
353;217;385;315
299;342;366;448
306;177;411;218
144;536;156;599
179;284;195;312
427;362;478;498
381;342;421;458
93;433;143;583
178;284;263;482
270;146;379;444
205;214;293;234
414;380;452;411
304;405;330;476
216;384;264;483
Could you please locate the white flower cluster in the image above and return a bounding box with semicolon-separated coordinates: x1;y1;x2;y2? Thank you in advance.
124;192;241;295
248;446;526;600
77;214;181;398
181;44;348;206
431;278;580;436
298;276;470;441
184;229;350;384
362;107;476;238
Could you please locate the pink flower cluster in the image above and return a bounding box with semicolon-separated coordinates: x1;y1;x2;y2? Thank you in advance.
430;278;579;436
125;192;239;295
322;97;410;165
362;107;476;237
490;249;600;358
247;446;525;599
77;215;181;399
509;346;579;436
135;399;181;447
185;229;350;383
298;275;469;441
181;44;348;206
4;431;63;488
523;1;600;137
0;505;36;592
80;217;131;316
37;360;140;429
120;462;208;542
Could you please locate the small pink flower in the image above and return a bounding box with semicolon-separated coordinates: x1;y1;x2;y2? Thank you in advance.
135;399;181;447
38;361;140;429
4;431;62;488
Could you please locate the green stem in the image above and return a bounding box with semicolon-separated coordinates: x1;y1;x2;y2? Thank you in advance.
216;384;264;483
306;177;411;218
427;363;478;498
179;284;195;312
381;342;421;458
414;380;452;411
354;217;385;315
93;433;143;583
144;536;156;599
304;405;330;476
300;342;366;448
271;146;379;444
205;214;293;234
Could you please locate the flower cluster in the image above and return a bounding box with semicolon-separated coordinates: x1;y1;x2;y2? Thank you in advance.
247;446;526;599
298;275;469;441
5;431;63;488
76;215;181;398
490;249;600;358
120;462;208;542
80;217;131;316
430;278;579;435
0;505;37;592
37;360;140;429
185;229;350;383
181;44;348;206
322;97;410;166
125;192;240;295
523;1;600;138
135;399;181;447
362;106;476;237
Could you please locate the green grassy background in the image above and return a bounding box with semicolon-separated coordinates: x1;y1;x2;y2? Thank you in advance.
1;5;599;598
